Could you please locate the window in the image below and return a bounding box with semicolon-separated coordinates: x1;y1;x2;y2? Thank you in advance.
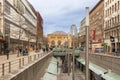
110;8;111;16
57;37;61;39
4;21;10;35
4;3;10;14
13;0;24;14
112;5;114;13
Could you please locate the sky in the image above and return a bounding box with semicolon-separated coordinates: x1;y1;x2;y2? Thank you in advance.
28;0;99;36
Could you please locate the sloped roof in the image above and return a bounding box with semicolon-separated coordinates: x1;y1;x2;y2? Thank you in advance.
52;31;67;35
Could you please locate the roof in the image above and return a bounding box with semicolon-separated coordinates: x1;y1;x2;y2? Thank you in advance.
76;58;120;80
89;0;103;14
52;31;67;35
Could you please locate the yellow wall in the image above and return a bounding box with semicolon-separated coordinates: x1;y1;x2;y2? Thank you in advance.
47;34;72;47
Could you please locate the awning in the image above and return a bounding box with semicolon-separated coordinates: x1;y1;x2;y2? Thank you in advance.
74;50;80;54
102;72;120;80
47;58;57;75
76;58;120;80
89;63;107;75
43;57;57;80
76;58;85;65
50;57;57;64
43;73;57;80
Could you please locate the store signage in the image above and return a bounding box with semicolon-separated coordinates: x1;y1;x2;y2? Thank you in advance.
0;37;3;40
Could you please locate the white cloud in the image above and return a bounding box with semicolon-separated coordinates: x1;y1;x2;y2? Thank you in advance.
28;0;100;35
28;0;99;17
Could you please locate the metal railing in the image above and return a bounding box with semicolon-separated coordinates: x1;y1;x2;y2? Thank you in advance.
0;52;48;77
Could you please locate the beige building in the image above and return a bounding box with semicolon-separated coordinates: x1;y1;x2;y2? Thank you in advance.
104;0;120;52
89;0;104;51
0;0;37;53
47;31;72;48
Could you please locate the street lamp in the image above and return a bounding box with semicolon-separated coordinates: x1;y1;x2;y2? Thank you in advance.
85;7;89;80
70;24;77;80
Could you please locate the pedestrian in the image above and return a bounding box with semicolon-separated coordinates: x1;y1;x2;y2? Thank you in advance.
6;47;10;60
19;47;22;53
16;47;19;57
25;47;29;55
22;47;26;56
112;48;116;56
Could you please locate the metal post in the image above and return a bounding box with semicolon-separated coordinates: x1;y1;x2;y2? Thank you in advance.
72;34;75;80
22;58;24;66
85;7;89;80
30;56;32;61
72;50;75;80
9;62;11;73
19;59;21;68
68;51;70;75
2;64;4;76
28;56;30;63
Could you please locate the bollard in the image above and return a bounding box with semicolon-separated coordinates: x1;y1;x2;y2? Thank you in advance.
30;56;32;61
19;59;21;68
22;58;24;66
2;64;4;76
38;54;40;58
9;62;11;73
28;56;30;63
34;55;36;60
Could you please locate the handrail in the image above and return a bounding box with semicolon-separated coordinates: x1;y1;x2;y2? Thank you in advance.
0;52;50;77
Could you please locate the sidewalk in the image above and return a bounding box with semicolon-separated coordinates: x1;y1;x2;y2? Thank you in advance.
0;50;42;64
0;50;45;79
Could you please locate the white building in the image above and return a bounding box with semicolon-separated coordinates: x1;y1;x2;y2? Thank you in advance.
79;17;86;48
0;0;37;51
104;0;120;52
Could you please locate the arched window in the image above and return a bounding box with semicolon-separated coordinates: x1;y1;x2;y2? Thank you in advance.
51;40;55;47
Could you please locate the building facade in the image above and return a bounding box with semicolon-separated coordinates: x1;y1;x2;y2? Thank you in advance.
47;31;72;48
89;0;104;52
79;17;86;48
36;12;43;49
0;0;37;53
104;0;120;53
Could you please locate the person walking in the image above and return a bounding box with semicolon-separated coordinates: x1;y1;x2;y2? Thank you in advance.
25;47;29;55
6;47;10;60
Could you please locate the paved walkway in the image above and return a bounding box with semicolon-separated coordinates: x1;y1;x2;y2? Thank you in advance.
0;50;43;64
0;50;47;80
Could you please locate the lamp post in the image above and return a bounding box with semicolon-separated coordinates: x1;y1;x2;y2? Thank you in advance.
70;24;77;80
85;7;89;80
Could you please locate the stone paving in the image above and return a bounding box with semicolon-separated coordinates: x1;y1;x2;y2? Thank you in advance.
0;50;44;79
0;51;39;63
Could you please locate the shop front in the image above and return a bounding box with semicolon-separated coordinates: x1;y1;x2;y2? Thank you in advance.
0;32;4;55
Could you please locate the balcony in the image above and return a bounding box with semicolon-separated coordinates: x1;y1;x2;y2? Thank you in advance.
113;22;120;28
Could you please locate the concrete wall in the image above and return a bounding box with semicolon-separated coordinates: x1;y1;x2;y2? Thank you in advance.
80;52;120;75
10;52;52;80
